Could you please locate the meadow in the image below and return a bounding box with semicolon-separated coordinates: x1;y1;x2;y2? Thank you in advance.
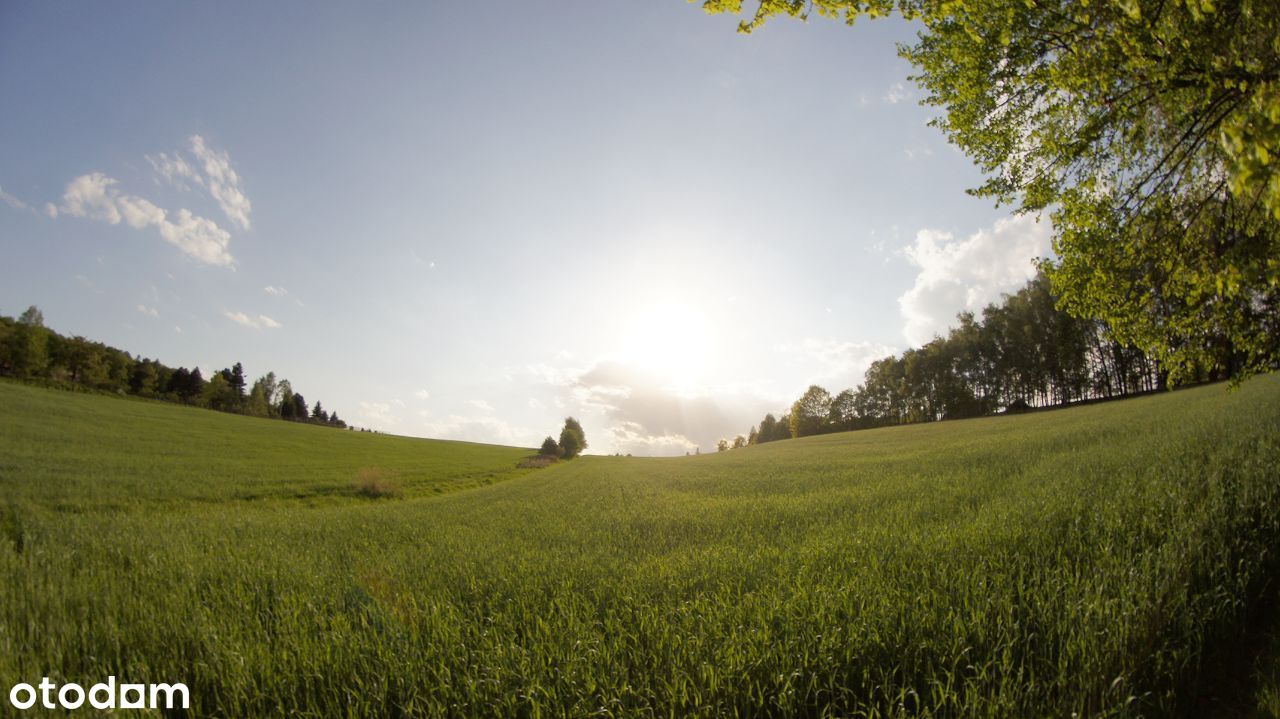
2;377;1280;717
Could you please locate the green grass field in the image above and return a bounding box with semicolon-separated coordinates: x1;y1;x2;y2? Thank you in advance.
2;377;1280;717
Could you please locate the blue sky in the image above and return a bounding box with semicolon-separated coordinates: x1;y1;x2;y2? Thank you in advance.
0;1;1050;454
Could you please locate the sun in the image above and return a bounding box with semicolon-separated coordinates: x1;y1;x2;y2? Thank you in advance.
620;301;712;393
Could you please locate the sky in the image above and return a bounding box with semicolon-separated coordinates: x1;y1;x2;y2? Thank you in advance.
0;1;1052;455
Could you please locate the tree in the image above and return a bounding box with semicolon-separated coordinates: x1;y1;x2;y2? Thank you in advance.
789;385;832;438
246;378;271;417
129;359;161;397
3;305;49;378
257;372;279;417
829;389;858;432
168;367;205;404
717;438;730;452
290;392;308;421
559;417;587;459
202;372;235;410
539;436;561;457
747;425;759;445
229;362;247;401
757;414;779;443
276;379;294;419
311;401;326;422
732;435;747;449
705;0;1280;382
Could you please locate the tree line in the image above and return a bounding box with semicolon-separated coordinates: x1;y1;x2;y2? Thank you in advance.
0;306;351;429
726;272;1196;448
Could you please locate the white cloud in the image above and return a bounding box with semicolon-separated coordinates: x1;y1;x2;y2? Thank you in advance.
357;401;399;429
61;173;122;223
898;213;1052;345
224;311;282;330
136;304;159;318
775;338;896;388
156;209;233;266
468;399;494;412
554;361;775;455
414;389;431;400
146;152;203;192
885;82;913;104
146;136;251;232
0;186;31;212
43;203;58;219
224;311;258;329
421;414;535;447
117;193;166;229
903;146;934;161
57;173;234;266
189;135;251;231
607;421;697;456
264;285;288;296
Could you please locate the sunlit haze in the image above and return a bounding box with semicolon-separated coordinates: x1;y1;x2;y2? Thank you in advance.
0;1;1053;454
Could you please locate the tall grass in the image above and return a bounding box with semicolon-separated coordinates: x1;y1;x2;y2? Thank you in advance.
1;377;1278;716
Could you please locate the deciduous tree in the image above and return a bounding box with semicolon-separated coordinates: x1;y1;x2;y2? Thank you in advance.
705;0;1280;381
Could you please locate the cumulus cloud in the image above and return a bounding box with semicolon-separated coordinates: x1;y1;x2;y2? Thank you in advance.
898;213;1052;345
189;135;251;231
264;285;288;296
136;304;159;318
414;389;431;400
224;311;281;330
57;173;234;266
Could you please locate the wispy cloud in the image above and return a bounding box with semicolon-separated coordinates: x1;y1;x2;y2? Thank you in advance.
224;311;282;330
264;285;288;296
146;152;203;192
147;135;251;231
190;135;251;231
136;304;159;318
57;173;234;266
414;389;431;400
467;399;494;412
0;186;33;212
884;81;913;105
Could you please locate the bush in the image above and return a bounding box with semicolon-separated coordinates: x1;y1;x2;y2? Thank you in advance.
354;467;402;499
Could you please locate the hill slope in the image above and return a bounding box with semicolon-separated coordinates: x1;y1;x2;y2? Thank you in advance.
2;376;1279;716
0;381;536;509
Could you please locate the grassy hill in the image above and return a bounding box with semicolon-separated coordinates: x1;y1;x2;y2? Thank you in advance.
0;382;536;509
2;376;1279;716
